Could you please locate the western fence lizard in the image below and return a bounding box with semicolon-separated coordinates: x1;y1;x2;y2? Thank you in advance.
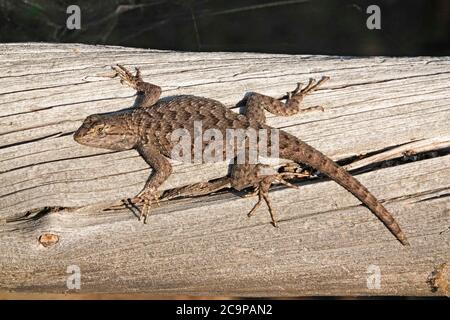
74;64;409;246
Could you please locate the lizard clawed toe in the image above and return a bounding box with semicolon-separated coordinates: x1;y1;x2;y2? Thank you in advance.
111;64;143;89
247;177;279;227
247;189;279;227
139;200;150;223
292;76;330;98
246;171;310;226
278;76;329;104
129;189;160;224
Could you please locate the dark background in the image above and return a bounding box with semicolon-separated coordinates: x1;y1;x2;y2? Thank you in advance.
0;0;449;55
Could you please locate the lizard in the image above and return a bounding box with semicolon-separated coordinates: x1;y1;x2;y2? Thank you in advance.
73;64;409;246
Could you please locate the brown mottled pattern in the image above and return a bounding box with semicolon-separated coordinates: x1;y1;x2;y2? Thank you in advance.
133;95;249;158
75;65;408;245
279;131;408;245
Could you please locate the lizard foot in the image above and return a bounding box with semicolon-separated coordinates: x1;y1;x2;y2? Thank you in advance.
130;188;160;224
290;76;330;98
279;76;330;112
279;162;314;176
247;171;309;227
111;64;143;91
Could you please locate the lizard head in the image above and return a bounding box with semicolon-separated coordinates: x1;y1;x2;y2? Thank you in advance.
74;113;138;150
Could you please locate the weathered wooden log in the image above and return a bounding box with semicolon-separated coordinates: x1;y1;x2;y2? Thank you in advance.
0;43;449;296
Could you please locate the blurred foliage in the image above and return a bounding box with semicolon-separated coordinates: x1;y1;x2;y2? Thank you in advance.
0;0;448;55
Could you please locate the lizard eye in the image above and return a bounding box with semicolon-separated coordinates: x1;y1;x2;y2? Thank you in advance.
96;126;105;135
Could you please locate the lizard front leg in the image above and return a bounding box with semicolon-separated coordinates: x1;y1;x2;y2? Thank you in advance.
132;144;172;223
112;64;162;108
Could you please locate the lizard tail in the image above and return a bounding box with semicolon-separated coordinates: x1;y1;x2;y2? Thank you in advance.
279;131;409;246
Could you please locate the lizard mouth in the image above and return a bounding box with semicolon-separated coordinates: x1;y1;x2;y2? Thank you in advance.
73;126;88;144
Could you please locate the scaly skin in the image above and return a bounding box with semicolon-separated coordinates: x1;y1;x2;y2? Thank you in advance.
74;65;409;245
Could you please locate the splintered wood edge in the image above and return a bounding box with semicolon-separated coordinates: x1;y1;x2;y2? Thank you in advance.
1;153;449;295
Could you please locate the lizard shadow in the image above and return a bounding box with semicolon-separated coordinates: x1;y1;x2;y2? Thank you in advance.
120;198;141;219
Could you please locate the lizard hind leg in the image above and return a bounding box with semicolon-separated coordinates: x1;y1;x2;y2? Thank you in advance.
247;172;309;227
247;173;285;227
232;163;309;227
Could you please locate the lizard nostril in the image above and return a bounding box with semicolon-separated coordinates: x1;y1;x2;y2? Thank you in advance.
73;126;86;142
73;130;81;142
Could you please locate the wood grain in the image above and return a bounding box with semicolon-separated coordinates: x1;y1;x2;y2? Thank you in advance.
0;43;449;296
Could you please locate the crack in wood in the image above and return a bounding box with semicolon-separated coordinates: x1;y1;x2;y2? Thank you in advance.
0;81;89;97
416;192;450;203
0;150;120;175
345;146;450;174
64;146;450;219
329;71;450;89
0;65;93;80
0;96;129;119
6;206;70;223
0;132;62;150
